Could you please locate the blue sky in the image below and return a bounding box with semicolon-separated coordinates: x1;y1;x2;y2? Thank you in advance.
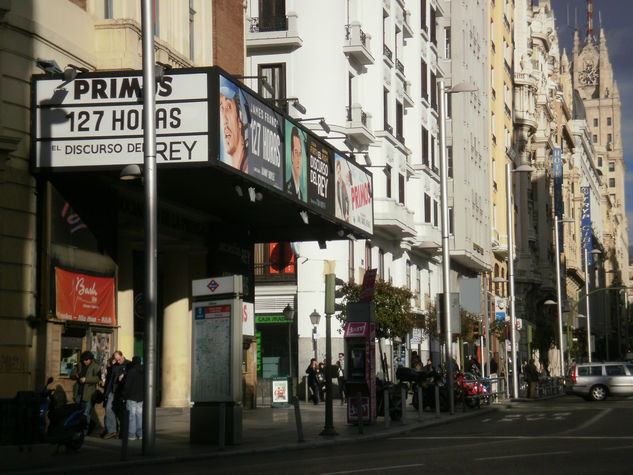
549;0;633;245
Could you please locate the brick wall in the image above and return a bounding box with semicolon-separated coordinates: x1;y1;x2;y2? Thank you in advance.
213;0;244;75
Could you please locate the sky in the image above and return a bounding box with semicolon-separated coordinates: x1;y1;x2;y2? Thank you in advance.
549;0;633;247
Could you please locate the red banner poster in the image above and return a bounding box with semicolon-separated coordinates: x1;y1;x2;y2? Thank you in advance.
55;267;116;326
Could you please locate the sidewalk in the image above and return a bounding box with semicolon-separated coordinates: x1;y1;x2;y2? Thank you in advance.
1;399;497;474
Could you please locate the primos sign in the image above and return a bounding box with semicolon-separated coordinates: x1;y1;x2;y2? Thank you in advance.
32;66;373;236
33;70;208;167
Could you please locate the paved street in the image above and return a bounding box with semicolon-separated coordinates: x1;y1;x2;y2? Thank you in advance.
94;396;633;475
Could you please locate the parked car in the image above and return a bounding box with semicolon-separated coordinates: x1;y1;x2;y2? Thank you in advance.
566;362;633;401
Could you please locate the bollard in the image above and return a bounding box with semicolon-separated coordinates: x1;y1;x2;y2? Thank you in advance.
434;384;440;418
218;402;226;451
356;392;363;434
384;388;390;428
292;397;304;442
417;385;423;420
401;386;407;424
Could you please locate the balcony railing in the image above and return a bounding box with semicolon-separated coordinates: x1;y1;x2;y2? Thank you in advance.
347;106;368;126
345;24;367;46
395;58;405;75
384;122;393;135
343;22;374;65
249;15;288;32
383;44;393;62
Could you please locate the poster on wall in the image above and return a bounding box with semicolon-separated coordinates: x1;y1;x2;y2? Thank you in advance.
218;75;284;190
55;267;116;326
91;332;112;368
306;135;335;215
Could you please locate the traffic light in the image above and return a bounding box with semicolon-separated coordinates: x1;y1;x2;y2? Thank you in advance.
325;274;345;314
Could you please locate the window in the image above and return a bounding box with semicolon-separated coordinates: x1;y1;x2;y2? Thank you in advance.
607;117;612;126
348;73;353;115
431;135;436;171
444;27;451;58
153;0;160;36
433;200;438;226
189;0;195;61
258;0;287;32
258;63;286;100
424;193;432;223
105;0;113;19
379;249;385;280
598;156;603;167
396;101;404;140
593;118;598;127
430;6;436;46
385;165;392;198
609;162;615;172
609;178;615;187
383;88;389;130
446;94;452;119
593;135;598;143
448;207;454;234
430;71;437;110
365;242;372;269
606;365;625;376
406;260;411;289
447;146;453;178
420;0;427;31
578;366;603;376
398;173;405;204
421;60;428;100
422;127;429;165
607;133;612;143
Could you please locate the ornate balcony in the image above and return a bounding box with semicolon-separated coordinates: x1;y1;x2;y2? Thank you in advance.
246;12;302;52
343;22;374;66
374;198;416;238
345;103;375;145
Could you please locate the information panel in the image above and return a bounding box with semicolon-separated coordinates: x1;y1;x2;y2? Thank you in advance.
191;299;240;402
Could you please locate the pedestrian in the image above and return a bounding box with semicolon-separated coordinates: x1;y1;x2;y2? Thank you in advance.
111;350;131;438
120;356;144;440
70;351;100;435
336;352;346;404
525;359;539;398
411;351;422;371
317;362;327;401
100;356;118;439
305;358;320;405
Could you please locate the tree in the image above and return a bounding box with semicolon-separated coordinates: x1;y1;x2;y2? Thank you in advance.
335;279;415;339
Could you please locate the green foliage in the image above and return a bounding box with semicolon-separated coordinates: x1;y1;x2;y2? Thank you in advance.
335;279;415;339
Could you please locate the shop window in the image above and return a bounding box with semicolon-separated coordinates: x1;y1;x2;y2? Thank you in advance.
60;334;83;377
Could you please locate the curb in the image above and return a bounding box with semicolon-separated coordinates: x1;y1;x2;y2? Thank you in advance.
21;407;498;474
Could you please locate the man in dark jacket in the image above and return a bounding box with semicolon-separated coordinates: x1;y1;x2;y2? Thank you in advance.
101;356;118;438
120;356;144;440
525;359;539;398
70;351;100;435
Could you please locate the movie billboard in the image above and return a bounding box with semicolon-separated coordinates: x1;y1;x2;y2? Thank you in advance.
306;135;335;215
219;74;284;190
284;120;308;202
334;153;373;234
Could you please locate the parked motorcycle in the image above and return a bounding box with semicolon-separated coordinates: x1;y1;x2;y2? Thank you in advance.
396;366;450;412
375;378;406;420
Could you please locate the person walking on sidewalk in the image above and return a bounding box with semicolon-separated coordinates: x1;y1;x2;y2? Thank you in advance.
120;356;144;440
525;359;539;399
100;356;118;438
306;358;320;405
70;351;100;435
336;352;346;404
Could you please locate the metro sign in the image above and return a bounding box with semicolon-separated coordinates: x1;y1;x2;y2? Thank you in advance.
207;280;219;292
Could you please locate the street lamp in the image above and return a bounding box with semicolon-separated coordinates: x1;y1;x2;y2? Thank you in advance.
584;248;602;362
547;216;575;377
505;163;534;399
310;309;321;361
438;79;477;414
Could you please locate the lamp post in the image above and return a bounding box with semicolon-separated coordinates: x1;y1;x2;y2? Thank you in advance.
310;309;321;361
584;248;602;362
438;79;477;414
546;216;575;377
141;0;158;455
505;163;533;399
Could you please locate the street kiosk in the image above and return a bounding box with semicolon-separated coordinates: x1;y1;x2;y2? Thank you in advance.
190;275;244;444
344;302;376;423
